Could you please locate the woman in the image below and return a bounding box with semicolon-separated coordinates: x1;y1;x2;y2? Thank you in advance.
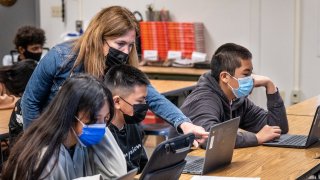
21;6;207;145
0;59;37;109
2;74;126;179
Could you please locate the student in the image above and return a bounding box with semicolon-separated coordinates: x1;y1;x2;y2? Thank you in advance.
0;59;37;109
2;26;46;65
180;43;289;148
104;65;149;173
1;74;127;179
21;6;208;145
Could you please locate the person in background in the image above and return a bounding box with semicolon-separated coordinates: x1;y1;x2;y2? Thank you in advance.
180;43;288;148
2;26;46;66
2;74;127;179
21;6;208;146
104;65;149;173
0;59;37;109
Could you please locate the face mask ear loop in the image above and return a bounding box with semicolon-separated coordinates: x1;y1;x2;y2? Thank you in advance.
225;72;240;90
71;127;87;147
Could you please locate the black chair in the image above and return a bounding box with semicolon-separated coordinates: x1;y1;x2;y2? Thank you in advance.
141;123;171;141
139;133;195;180
0;131;9;169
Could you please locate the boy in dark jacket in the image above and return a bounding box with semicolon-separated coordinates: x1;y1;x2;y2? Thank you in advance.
180;43;289;148
104;65;149;173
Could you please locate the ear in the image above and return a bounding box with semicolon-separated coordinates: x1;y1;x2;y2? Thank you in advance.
113;96;121;110
17;46;25;54
219;71;230;84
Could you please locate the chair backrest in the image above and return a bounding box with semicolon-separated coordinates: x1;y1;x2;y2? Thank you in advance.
139;133;195;180
6;48;50;65
8;99;23;147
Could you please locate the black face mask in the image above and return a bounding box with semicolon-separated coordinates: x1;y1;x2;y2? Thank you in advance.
120;97;148;124
23;50;42;62
105;47;129;68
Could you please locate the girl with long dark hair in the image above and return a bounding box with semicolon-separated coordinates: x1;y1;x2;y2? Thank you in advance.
2;74;126;179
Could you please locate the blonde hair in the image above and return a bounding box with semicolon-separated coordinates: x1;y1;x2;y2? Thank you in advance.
72;6;139;77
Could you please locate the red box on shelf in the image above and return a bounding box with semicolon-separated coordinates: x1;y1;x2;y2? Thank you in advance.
142;110;165;124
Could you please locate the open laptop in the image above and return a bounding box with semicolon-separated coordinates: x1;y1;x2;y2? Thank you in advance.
115;168;138;180
183;117;240;175
263;105;320;148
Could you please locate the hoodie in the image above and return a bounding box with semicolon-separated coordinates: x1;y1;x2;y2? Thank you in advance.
180;72;288;148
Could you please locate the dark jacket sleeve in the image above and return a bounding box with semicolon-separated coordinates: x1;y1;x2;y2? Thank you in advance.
137;126;148;173
242;90;289;134
139;147;148;173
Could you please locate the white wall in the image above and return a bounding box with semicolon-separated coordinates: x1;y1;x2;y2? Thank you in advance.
39;0;65;49
38;0;320;108
300;0;320;100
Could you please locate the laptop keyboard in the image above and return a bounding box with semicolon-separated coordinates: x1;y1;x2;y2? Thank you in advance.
184;158;204;172
278;135;307;146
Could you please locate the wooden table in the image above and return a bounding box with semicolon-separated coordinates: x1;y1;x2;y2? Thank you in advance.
139;66;208;81
150;79;196;96
286;95;320;117
150;79;197;107
180;115;320;180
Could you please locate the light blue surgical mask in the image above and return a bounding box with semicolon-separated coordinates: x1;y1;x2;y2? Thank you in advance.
75;117;106;147
227;74;254;98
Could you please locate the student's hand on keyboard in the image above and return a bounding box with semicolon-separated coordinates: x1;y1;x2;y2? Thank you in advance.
256;125;282;144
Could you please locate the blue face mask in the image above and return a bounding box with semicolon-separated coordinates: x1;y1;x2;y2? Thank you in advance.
228;74;254;98
75;117;106;147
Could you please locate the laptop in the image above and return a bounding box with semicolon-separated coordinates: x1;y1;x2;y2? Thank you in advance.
263;105;320;148
183;117;240;175
115;168;138;180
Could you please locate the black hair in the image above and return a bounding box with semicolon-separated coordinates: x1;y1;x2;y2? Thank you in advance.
14;26;46;49
211;43;252;81
1;74;114;180
0;59;37;96
104;65;150;96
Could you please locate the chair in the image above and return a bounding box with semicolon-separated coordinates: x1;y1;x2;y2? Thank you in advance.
141;123;171;141
2;48;50;66
0;130;9;166
139;133;195;180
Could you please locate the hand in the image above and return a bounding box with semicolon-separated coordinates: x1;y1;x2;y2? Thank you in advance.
180;122;209;148
252;74;277;94
255;125;281;144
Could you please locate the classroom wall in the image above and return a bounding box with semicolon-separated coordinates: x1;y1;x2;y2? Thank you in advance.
37;0;320;108
0;0;38;64
300;0;320;101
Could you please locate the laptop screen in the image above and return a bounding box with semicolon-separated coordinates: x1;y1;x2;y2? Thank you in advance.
306;106;320;146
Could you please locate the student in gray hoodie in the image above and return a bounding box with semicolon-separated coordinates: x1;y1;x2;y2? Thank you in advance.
180;43;289;148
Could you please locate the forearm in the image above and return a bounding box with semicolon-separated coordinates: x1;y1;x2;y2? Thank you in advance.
266;90;289;133
235;131;258;148
146;85;190;130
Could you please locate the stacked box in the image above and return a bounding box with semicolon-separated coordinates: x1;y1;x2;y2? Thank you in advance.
140;22;205;61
